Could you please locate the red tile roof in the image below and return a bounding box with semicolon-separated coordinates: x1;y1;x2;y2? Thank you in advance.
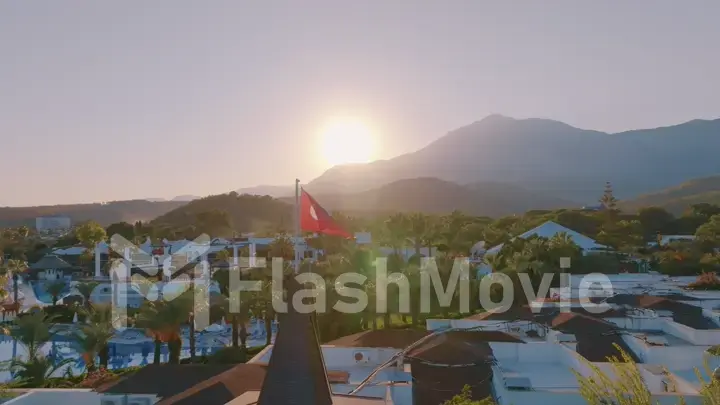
408;331;521;365
158;364;267;405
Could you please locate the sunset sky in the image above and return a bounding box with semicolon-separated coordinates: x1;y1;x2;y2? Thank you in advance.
1;1;719;206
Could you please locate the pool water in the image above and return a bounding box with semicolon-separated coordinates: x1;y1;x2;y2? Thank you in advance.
0;323;276;382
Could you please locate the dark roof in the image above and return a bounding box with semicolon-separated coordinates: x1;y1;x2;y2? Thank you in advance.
550;312;618;333
411;360;494;405
256;277;333;405
467;305;626;323
158;364;267;405
465;307;536;322
29;254;72;270
654;293;700;301
325;329;431;349
576;333;641;363
97;364;235;399
408;331;521;365
543;312;641;363
609;294;718;330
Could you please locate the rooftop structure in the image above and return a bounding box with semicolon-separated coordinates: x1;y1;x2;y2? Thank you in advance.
486;221;608;256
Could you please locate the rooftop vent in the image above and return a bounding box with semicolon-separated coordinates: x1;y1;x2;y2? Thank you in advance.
353;350;371;364
505;376;533;391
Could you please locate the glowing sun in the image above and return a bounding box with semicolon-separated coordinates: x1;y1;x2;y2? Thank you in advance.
319;117;376;166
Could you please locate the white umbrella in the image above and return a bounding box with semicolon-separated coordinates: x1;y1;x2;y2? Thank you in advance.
72;312;79;324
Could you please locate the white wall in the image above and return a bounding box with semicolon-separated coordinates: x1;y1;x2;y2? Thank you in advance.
5;391;159;405
489;341;567;363
253;346;401;369
389;385;412;405
621;334;708;370
606;316;667;331
491;365;584;405
663;321;720;346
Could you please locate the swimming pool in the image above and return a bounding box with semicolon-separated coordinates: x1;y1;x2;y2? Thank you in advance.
0;322;276;382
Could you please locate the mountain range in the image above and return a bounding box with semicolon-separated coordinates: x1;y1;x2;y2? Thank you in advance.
282;177;573;217
307;115;720;202
621;175;720;215
4;115;720;227
0;200;187;228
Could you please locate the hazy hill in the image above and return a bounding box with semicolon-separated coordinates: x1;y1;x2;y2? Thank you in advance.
235;185;294;198
0;200;187;228
283;177;573;217
308;115;720;202
621;176;720;214
151;193;293;233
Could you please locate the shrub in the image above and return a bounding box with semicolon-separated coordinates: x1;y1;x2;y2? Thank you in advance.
708;345;720;356
686;272;720;290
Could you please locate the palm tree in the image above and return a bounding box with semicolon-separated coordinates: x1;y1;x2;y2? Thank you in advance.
138;297;192;364
269;235;295;261
136;301;166;365
407;213;428;258
10;310;57;359
422;216;443;257
5;259;27;304
75;281;99;309
10;354;73;388
45;281;66;306
254;267;279;347
403;264;422;326
483;253;505;272
384;213;408;256
75;304;114;371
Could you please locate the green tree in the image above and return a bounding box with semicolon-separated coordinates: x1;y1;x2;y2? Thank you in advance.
137;297;191;364
75;221;107;250
195;210;233;237
75;281;99;309
696;215;720;246
599;181;618;211
4;259;26;304
573;348;654;405
45;281;66;306
9;310;57;359
75;303;114;371
9;354;73;388
637;206;675;237
407;213;428;258
441;385;495;405
105;222;135;240
384;213;408;256
268;235;295;260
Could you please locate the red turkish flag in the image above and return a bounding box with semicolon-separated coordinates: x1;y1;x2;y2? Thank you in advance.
300;188;352;238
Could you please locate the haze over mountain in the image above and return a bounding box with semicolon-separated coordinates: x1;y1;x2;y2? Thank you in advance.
235;185;294;198
280;177;573;217
0;200;188;228
621;175;720;215
308;115;720;202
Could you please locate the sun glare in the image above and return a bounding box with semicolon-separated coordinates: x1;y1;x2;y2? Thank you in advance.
319;118;376;166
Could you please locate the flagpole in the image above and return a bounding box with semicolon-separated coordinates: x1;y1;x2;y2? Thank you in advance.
294;179;300;274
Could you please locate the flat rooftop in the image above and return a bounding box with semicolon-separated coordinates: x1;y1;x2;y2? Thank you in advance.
627;331;695;347
496;362;579;391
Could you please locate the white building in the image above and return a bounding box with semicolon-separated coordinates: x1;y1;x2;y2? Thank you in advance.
485;221;608;256
35;216;71;233
650;235;696;247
